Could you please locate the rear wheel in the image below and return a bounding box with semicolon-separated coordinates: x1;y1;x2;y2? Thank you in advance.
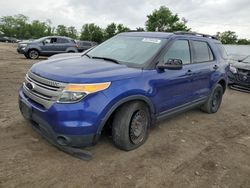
201;84;223;113
28;49;39;59
112;101;150;151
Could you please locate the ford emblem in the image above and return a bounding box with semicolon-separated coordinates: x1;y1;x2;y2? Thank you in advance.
26;82;35;90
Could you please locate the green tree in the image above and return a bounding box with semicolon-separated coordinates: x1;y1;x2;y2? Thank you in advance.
45;19;55;36
29;20;48;39
146;6;190;32
14;14;29;38
105;23;117;40
216;31;238;44
80;23;104;43
0;14;29;38
237;38;250;45
117;24;130;33
56;25;68;36
67;26;78;39
104;23;130;40
136;27;145;31
0;15;17;37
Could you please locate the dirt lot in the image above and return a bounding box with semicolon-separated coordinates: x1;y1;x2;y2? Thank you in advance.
0;43;250;188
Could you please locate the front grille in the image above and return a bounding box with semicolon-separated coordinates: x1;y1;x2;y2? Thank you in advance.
23;71;66;109
234;68;250;83
238;68;250;76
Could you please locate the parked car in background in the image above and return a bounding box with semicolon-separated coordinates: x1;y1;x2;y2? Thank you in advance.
48;46;96;60
0;36;19;43
19;31;228;157
77;40;97;52
228;55;250;92
17;36;78;59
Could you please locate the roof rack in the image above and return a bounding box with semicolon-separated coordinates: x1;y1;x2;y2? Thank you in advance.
174;31;218;40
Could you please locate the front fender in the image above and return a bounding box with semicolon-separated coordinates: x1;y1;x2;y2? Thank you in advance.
96;93;155;136
66;47;78;52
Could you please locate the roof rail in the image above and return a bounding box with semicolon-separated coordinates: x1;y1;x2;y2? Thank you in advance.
174;31;218;40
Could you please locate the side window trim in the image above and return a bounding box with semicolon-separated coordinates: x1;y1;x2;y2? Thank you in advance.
190;40;215;64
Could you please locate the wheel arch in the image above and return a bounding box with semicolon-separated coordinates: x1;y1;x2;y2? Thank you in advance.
95;95;155;138
217;78;227;93
28;48;40;54
66;47;78;53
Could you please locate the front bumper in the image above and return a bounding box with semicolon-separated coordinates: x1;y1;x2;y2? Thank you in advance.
19;89;106;148
228;71;250;92
17;47;27;54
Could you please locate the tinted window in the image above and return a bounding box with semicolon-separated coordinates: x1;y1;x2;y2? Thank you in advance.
192;41;213;63
163;40;191;64
57;38;69;43
81;42;92;46
51;38;57;43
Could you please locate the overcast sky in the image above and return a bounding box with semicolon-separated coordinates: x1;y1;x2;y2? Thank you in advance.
1;0;250;38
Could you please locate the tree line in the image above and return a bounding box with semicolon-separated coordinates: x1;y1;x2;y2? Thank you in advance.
0;6;249;44
216;31;250;45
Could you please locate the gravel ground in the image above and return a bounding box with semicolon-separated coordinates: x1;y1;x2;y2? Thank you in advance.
0;43;250;188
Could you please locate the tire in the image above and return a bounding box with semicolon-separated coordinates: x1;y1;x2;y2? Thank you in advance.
112;101;151;151
201;84;223;113
28;49;39;59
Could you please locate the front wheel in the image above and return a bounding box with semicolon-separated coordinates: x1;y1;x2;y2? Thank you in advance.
112;101;151;151
201;84;223;113
28;49;39;59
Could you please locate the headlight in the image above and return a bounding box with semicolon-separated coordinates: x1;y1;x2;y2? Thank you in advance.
57;82;111;103
229;64;237;74
20;44;27;47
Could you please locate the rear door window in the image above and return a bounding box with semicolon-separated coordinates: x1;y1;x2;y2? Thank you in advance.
50;38;57;43
192;41;214;63
57;38;69;43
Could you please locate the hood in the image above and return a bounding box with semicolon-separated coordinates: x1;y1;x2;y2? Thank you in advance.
18;40;35;45
48;53;82;60
31;56;142;83
231;62;250;71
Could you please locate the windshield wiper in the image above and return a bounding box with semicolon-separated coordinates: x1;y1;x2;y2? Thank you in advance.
91;56;120;64
83;53;92;58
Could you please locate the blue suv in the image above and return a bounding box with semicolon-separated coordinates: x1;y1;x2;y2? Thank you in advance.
19;32;228;152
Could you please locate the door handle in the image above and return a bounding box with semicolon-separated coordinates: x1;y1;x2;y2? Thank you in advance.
213;65;219;70
185;70;193;76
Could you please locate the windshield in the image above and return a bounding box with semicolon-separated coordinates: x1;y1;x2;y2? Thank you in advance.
87;35;167;66
242;55;250;63
35;37;49;42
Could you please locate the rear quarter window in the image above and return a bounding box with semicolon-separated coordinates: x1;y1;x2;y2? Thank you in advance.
192;41;214;63
81;42;92;46
216;43;228;59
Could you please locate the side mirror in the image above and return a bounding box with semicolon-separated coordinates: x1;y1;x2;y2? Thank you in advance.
157;59;183;70
42;41;45;45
